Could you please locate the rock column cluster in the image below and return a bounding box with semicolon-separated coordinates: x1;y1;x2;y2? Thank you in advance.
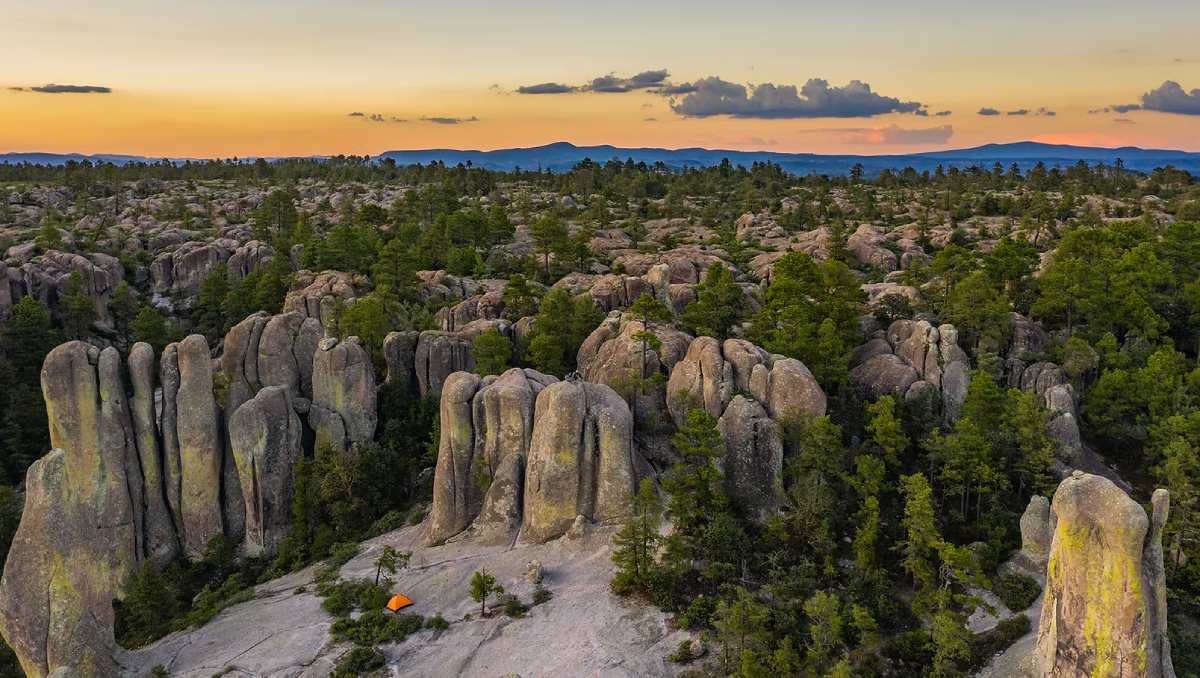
0;312;378;677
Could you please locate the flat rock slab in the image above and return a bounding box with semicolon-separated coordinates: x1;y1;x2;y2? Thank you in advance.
126;522;686;678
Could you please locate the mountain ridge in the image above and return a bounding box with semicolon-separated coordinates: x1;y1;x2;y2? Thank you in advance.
3;141;1199;175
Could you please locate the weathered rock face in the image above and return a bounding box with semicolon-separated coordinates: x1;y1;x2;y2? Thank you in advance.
164;335;227;558
0;344;145;678
666;337;826;429
847;223;898;272
850;319;970;424
415;330;475;398
523;381;635;543
717;396;783;518
17;250;124;329
229;386;303;558
129;342;178;566
150;240;233;305
1017;361;1082;461
426;369;558;545
427;372;483;545
435;289;505;331
311;336;377;450
577;312;691;463
383;330;420;396
282;270;358;334
1036;472;1174;678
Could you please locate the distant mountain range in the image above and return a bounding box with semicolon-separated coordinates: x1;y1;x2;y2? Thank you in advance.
377;141;1200;175
4;141;1200;175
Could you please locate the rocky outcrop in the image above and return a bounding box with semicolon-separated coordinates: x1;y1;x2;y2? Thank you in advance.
435;289;505;331
0;344;148;677
383;330;420;396
850;319;970;424
229;386;303;558
129;342;178;566
847;223;898;272
1036;472;1174;678
717;396;784;518
1009;495;1053;577
1017;362;1082;461
311;336;377;450
17;250;124;329
426;369;557;545
523;381;634;543
666;337;826;428
150;240;233;306
578;313;692;452
164;335;227;558
282;270;358;334
414;320;511;398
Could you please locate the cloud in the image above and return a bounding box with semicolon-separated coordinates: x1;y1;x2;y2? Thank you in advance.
643;117;658;122
586;69;670;93
978;107;1001;116
658;83;698;95
421;116;480;125
516;69;673;95
516;82;576;95
28;83;111;94
933;110;952;117
1140;80;1200;115
665;77;924;118
1090;103;1142;114
1114;118;1136;124
348;112;407;123
1004;107;1055;117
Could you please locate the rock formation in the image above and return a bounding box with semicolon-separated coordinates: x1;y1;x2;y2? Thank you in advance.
0;344;149;677
850;319;971;424
1036;472;1174;678
229;386;303;557
164;334;227;557
311;336;377;450
426;368;557;545
414;320;510;398
717;396;784;518
523;381;635;543
129;342;178;566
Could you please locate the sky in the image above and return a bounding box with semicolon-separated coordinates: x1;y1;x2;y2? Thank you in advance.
2;0;1199;157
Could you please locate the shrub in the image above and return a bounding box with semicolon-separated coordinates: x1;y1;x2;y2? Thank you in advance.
993;573;1041;612
531;585;553;606
668;639;697;664
968;614;1031;669
327;542;360;567
678;595;716;631
366;510;406;537
178;574;254;629
425;614;449;630
332;646;384;677
332;609;425;646
499;593;529;618
318;578;391;617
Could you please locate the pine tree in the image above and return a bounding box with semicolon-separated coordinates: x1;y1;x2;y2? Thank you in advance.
611;477;661;595
681;264;745;340
472;329;512;377
469;569;503;617
529;214;569;280
662;409;728;569
866;395;906;464
59;270;96;339
900;473;941;593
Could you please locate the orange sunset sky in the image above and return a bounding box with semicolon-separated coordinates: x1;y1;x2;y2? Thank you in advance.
2;0;1199;157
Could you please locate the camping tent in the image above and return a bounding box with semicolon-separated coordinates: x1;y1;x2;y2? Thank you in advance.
386;594;413;612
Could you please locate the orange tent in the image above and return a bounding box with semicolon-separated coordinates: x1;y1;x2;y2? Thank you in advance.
386;594;413;612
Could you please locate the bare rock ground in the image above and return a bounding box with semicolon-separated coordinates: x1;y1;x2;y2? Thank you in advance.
126;522;687;677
